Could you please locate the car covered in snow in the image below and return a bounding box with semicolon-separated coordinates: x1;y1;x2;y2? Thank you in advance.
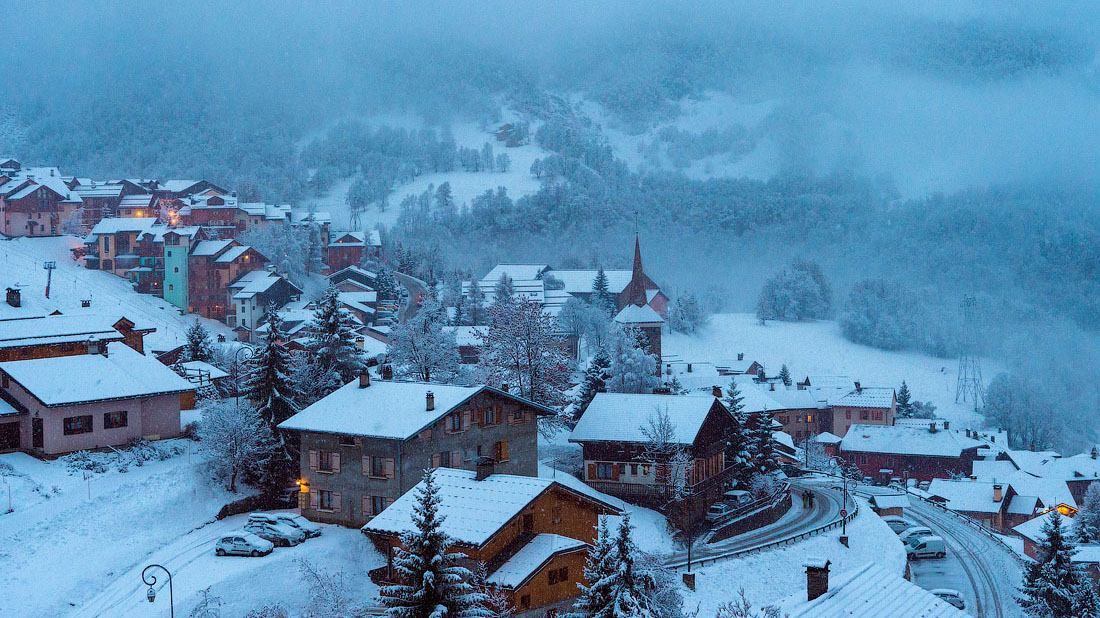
881;516;916;535
930;589;966;610
215;531;274;557
705;502;735;523
898;525;935;545
722;489;754;507
248;512;322;538
244;520;306;547
906;535;946;560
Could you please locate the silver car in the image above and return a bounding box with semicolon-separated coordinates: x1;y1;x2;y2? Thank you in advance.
215;531;274;557
244;520;306;547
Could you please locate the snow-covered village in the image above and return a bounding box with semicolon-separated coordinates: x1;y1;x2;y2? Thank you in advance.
3;4;1100;618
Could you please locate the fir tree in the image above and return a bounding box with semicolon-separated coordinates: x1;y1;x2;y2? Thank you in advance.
591;267;615;316
379;470;488;617
467;282;487;326
308;285;366;383
1077;482;1100;544
746;411;779;475
183;321;214;363
492;273;514;310
578;514;659;618
243;304;299;498
723;379;755;486
778;364;792;387
1018;512;1099;618
375;266;400;301
574;517;615;616
896;381;913;418
576;349;611;418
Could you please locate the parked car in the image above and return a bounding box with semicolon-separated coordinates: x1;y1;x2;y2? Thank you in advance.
881;516;916;535
918;480;931;491
723;489;754;507
906;535;947;560
706;503;735;522
930;589;966;610
248;512;322;538
215;532;274;557
898;526;935;545
244;520;306;547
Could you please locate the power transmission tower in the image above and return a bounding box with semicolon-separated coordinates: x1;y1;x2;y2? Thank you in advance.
955;295;985;410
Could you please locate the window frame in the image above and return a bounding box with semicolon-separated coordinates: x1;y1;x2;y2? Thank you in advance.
103;410;128;429
63;415;93;435
596;462;615;480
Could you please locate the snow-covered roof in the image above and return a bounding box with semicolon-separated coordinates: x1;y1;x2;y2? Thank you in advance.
279;380;552;439
442;325;483;347
191;240;234;257
0;343;193;406
840;424;984;458
119;193;155;207
1031;453;1100;483
159;179;201;193
73;183;124;198
362;468;617;546
178;360;229;381
869;493;910;510
230;271;297;300
545;269;632;295
1004;472;1077;510
338;292;377;314
0;314;146;349
86;217;159;237
1008;495;1039;516
214;245;254;263
773;431;795;450
971;460;1019;480
481;264;549;284
570;393;719;445
613;303;663;325
814;432;842;445
290;210;331;225
833;386;894;409
778;562;968;617
927;479;1007;513
487;533;587;588
1013;510;1077;545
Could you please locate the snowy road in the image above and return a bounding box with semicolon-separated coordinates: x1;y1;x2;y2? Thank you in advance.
665;480;848;569
393;271;427;323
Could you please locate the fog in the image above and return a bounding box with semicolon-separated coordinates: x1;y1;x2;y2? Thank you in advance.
2;2;1098;447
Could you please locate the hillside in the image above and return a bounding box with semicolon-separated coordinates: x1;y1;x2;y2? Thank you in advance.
664;313;998;428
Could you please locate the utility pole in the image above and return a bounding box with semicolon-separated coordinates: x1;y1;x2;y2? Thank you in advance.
43;261;56;299
955;295;986;411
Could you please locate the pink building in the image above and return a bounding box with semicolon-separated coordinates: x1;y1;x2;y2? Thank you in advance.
0;343;194;455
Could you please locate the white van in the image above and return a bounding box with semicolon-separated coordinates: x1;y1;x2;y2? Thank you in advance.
906;535;946;559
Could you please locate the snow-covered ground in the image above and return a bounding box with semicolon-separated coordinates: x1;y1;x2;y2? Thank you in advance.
679;497;906;615
664;313;999;428
0;236;234;351
303;117;548;232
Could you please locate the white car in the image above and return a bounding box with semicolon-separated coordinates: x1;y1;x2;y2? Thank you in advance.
248;512;322;538
215;531;274;557
898;525;935;545
244;520;306;547
930;589;966;610
706;503;735;522
881;516;915;535
906;535;947;560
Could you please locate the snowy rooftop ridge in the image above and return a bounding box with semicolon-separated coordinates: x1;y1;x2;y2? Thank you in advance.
778;562;969;617
839;423;984;458
569;392;721;445
486;533;588;588
0;343;193;406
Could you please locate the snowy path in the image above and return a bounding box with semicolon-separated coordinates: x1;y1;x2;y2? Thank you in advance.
906;496;1025;618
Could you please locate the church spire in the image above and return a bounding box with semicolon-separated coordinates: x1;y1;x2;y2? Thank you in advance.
626;233;648;307
632;233;644;280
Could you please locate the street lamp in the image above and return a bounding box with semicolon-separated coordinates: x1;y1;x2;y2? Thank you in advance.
141;564;174;617
231;345;255;409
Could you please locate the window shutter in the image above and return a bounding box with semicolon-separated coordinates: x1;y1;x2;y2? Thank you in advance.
451;452;462;467
432;453;441;468
587;463;596;480
384;458;395;479
309;490;319;510
332;492;342;512
462;410;472;430
332;452;341;473
363;496;371;517
611;464;620;481
309;450;318;471
498;440;509;461
362;455;370;475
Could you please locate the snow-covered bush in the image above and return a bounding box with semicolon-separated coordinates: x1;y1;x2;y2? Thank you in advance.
755;260;832;323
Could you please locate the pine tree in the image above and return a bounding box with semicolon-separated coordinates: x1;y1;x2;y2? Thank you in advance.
243;305;299;498
723;379;755;486
591;267;615;316
467;282;487;326
375;266;400;301
183;321;214;363
578;514;659;618
308;285;365;383
778;364;792;387
492;273;514;310
1018;512;1099;618
574;517;615;615
1077;482;1100;544
379;470;488;617
576;349;611;418
746;411;779;475
896;381;913;418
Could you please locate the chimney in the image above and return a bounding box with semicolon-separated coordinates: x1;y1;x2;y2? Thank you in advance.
475;456;495;481
737;353;744;361
687;363;693;373
1092;446;1098;460
426;391;435;411
501;383;510;393
86;335;101;356
854;381;862;393
5;287;20;308
770;382;776;391
804;559;831;601
712;385;722;398
359;372;371;388
993;484;1003;503
943;421;950;430
929;422;938;433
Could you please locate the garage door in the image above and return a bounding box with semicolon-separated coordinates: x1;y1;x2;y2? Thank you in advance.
0;421;19;451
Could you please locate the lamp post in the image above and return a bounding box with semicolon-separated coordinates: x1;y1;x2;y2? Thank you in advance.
231;345;255;409
142;564;174;617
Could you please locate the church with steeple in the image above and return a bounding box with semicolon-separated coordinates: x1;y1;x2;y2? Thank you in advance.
611;235;667;372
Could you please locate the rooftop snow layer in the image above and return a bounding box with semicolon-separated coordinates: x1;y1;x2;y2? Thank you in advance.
86;217;159;237
570;392;718;445
0;343;193;406
778;562;968;617
0;314;146;348
487;533;587;588
840;424;984;457
613;303;663;324
547;269;632;295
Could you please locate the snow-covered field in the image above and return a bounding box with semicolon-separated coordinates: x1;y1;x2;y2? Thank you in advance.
665;313;999;428
303;118;548;232
0;236;234;351
680;498;906;615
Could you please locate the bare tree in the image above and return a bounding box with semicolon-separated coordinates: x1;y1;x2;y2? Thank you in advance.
640;406;695;503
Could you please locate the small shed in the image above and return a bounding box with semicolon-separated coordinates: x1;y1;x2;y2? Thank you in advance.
869;493;910;517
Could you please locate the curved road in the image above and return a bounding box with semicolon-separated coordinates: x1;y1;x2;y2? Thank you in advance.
392;271;427;323
665;481;847;569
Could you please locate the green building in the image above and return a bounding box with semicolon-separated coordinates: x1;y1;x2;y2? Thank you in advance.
163;228;198;312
